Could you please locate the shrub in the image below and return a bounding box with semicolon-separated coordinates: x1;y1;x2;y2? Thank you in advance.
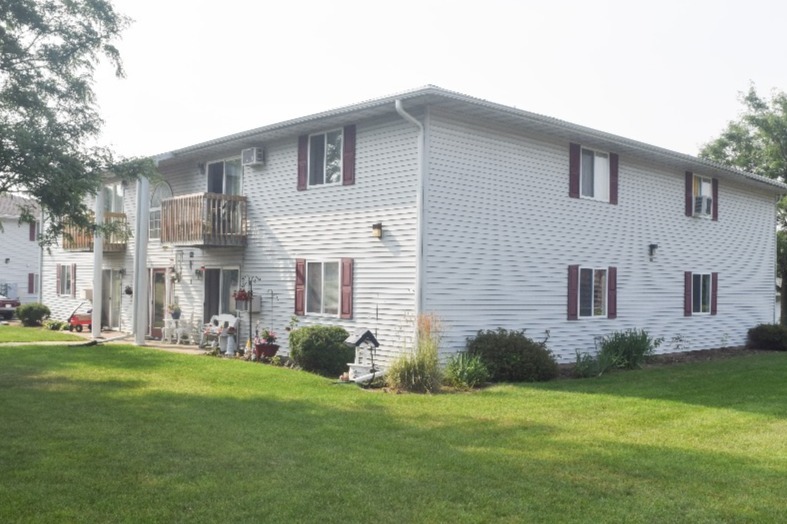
443;352;489;389
598;328;662;370
386;314;442;393
747;323;787;351
42;319;68;331
575;328;663;378
16;303;51;327
466;328;558;382
288;325;352;377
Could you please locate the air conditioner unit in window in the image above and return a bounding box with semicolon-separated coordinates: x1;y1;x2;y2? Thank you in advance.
694;195;712;216
241;147;265;166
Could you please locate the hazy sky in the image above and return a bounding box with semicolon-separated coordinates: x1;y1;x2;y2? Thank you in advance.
93;0;787;158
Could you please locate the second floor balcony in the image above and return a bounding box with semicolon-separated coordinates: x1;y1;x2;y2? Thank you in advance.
63;212;128;252
160;192;247;247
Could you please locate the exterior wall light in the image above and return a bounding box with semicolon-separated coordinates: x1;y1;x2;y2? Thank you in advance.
371;222;383;239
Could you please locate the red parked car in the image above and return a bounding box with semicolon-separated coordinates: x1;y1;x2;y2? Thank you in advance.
0;294;20;320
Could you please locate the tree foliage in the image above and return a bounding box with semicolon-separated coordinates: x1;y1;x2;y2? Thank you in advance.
0;0;157;245
700;86;787;323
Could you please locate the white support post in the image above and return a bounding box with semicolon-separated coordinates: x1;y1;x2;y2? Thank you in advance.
132;176;150;345
91;189;105;340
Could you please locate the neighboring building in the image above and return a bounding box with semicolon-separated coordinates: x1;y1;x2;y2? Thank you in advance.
0;195;41;305
41;86;785;364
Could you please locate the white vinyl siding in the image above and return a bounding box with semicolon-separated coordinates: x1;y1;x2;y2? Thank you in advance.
424;110;776;362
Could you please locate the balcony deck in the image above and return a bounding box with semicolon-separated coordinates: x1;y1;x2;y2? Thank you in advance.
161;193;247;247
63;212;128;252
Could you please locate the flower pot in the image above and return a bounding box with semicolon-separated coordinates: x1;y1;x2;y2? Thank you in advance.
254;343;279;359
170;311;181;320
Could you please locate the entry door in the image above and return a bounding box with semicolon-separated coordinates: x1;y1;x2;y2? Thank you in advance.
101;270;122;329
149;269;167;339
204;268;221;323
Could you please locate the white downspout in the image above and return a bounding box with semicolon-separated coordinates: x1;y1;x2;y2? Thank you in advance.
91;189;105;340
395;99;425;318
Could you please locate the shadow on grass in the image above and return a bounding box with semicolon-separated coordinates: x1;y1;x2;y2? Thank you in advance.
1;348;785;522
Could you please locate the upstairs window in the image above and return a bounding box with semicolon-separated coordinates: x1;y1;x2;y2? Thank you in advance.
581;149;610;201
310;130;343;186
103;183;124;213
685;172;718;220
149;182;173;240
569;143;618;204
298;125;356;190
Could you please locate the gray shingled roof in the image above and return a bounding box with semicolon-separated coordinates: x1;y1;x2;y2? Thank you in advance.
0;194;39;219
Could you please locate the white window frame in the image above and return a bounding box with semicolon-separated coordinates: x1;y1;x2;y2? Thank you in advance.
308;129;343;187
58;265;72;296
693;175;713;218
580;148;610;202
305;260;341;316
691;272;712;314
578;267;607;318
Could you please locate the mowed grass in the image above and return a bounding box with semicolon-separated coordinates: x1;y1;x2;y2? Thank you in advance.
1;345;786;523
0;324;84;343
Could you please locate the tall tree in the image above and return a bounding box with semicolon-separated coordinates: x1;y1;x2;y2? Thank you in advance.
700;86;787;323
0;0;156;245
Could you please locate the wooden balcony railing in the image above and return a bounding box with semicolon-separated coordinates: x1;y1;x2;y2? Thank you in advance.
160;192;247;247
63;212;128;252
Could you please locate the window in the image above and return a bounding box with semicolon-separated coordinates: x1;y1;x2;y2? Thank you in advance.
149;182;173;240
306;261;340;315
28;273;38;294
579;268;607;317
207;158;242;195
684;271;718;316
568;143;618;204
309;130;343;186
685;172;718;220
103;183;124;213
581;149;610;201
56;264;75;297
298;125;356;190
295;258;353;318
567;265;617;320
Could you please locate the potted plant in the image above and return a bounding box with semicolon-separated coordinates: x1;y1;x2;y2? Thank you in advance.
254;328;279;359
167;303;182;320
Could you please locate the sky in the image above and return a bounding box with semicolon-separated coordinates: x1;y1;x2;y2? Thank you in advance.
93;0;787;159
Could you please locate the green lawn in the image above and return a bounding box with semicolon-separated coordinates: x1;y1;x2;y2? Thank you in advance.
0;324;84;343
1;345;786;523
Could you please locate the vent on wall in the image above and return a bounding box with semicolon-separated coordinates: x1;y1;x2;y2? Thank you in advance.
241;147;265;166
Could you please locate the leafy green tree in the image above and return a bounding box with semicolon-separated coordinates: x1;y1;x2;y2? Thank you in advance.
0;0;157;245
700;86;787;323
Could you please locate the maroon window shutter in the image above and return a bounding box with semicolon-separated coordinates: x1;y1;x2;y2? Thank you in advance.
607;266;617;319
29;222;36;241
711;272;718;315
294;259;305;315
711;178;719;221
685;172;693;217
684;271;692;316
297;135;308;191
340;258;354;319
567;265;579;320
609;153;619;205
28;273;35;294
56;264;61;294
342;125;356;186
71;264;76;298
569;144;580;198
